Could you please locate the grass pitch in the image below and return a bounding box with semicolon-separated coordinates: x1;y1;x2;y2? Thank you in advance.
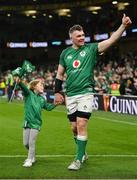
0;98;137;179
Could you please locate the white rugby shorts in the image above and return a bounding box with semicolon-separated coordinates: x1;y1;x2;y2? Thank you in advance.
66;93;94;115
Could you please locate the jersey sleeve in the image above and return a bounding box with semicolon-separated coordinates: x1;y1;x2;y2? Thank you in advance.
90;42;98;54
42;97;56;111
89;43;99;64
19;82;30;96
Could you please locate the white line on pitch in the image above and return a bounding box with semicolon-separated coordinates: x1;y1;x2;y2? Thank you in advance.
53;109;137;126
0;154;137;158
96;117;137;126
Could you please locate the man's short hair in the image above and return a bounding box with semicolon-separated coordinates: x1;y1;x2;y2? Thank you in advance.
69;24;83;37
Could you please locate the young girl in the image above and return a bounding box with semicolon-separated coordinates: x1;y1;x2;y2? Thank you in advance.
18;78;56;167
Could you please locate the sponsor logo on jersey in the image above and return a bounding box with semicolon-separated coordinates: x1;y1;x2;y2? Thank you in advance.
67;55;72;59
73;60;81;68
80;51;86;57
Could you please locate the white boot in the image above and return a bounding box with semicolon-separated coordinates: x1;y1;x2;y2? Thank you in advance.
23;159;32;167
68;160;81;170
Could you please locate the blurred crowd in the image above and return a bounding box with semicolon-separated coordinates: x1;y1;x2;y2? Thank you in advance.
94;51;137;96
0;51;137;101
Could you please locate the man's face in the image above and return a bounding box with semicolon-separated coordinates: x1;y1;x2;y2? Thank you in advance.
70;30;85;47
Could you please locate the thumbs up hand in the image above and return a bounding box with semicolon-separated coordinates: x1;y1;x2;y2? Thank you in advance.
122;13;132;28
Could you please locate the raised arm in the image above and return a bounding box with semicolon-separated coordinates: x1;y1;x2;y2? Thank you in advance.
98;14;132;53
18;80;30;97
54;64;65;105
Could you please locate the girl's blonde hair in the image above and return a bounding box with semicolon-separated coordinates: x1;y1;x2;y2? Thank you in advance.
29;79;41;90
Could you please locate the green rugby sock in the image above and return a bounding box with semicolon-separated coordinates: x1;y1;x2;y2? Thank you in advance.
76;136;87;162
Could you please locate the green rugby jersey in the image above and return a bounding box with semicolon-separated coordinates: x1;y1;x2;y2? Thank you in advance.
59;43;98;96
19;82;56;130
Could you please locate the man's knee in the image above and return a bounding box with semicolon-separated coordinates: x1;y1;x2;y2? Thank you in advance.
77;120;87;130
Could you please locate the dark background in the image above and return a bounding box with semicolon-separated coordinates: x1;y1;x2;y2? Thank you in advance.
0;0;136;70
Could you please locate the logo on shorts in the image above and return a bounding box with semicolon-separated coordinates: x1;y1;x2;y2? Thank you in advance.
83;105;87;110
73;60;81;68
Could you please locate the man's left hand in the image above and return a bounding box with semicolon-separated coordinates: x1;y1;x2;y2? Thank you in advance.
122;14;132;28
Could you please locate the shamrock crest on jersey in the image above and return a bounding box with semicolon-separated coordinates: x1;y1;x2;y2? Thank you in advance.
80;51;86;57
